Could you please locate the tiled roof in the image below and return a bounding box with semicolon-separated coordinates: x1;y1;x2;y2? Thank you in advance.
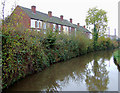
73;24;91;33
19;6;75;28
19;5;91;33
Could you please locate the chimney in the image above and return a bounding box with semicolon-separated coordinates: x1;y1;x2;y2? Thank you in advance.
70;18;72;23
83;25;85;28
60;15;63;21
31;6;36;13
77;23;80;27
48;11;52;17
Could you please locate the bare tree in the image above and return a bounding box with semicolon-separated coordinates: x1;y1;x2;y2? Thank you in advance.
1;0;6;29
2;0;6;20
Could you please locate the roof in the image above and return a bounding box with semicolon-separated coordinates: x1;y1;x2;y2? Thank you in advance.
18;5;91;33
73;24;91;33
19;5;75;28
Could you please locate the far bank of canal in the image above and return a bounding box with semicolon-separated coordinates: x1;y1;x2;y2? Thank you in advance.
4;50;119;91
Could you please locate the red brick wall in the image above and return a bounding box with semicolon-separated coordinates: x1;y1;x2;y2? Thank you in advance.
61;25;63;31
10;6;31;29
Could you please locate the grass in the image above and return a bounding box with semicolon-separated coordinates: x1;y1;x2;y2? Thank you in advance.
114;50;120;64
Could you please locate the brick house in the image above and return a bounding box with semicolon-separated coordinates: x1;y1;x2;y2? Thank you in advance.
10;5;91;37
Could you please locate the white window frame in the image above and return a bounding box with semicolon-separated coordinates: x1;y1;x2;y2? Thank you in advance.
58;25;61;31
31;19;35;28
53;24;56;31
40;21;42;28
47;23;50;28
75;28;77;36
69;27;71;32
43;23;46;30
66;26;68;31
37;21;39;28
63;26;65;32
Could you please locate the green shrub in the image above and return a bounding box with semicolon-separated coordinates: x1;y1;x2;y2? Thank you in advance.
97;36;113;50
114;50;120;64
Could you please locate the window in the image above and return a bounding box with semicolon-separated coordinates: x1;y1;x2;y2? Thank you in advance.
43;23;46;30
47;23;50;28
75;28;77;32
65;26;68;31
37;21;39;28
63;26;65;32
75;28;77;36
31;19;35;28
58;25;61;31
53;24;56;31
44;31;46;34
69;27;71;32
40;21;42;28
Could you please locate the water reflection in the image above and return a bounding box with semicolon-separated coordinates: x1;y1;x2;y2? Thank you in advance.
85;59;109;91
6;50;118;91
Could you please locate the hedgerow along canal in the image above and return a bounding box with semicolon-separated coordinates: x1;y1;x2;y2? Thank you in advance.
5;50;119;91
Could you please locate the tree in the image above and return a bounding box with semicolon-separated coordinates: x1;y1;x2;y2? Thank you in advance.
1;0;6;30
85;7;108;50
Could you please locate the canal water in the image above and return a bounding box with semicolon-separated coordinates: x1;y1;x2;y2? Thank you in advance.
5;50;119;91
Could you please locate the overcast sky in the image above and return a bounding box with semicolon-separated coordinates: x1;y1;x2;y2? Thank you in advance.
0;0;119;36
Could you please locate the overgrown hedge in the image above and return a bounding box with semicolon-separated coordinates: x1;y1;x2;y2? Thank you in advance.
2;26;118;89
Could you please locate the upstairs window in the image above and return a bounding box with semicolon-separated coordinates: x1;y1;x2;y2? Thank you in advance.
66;26;68;31
69;27;71;32
63;26;65;32
31;19;35;28
47;23;50;28
75;28;77;36
37;21;39;28
43;23;46;30
53;24;56;31
58;25;61;31
40;21;42;28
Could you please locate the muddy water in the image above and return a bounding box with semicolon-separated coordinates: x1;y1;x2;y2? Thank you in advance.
6;50;119;91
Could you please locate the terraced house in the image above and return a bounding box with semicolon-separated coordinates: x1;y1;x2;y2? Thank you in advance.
11;5;91;37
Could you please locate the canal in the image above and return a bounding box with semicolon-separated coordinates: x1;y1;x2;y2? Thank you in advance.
5;50;119;91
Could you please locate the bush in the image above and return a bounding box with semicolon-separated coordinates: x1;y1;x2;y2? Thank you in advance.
97;36;114;50
114;50;120;64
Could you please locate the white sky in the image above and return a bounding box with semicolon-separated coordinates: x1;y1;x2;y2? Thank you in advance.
0;0;119;36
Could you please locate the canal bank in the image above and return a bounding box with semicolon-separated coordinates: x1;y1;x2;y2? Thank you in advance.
2;28;119;90
4;50;119;91
113;50;120;71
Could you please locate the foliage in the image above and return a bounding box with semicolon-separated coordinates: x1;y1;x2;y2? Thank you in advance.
97;36;112;50
85;7;108;51
2;11;117;89
2;26;118;89
114;50;120;64
85;7;108;35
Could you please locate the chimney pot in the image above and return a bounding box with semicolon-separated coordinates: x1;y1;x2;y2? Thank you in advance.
70;18;72;23
77;23;80;27
60;15;63;21
48;11;52;17
31;6;36;13
83;25;85;28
